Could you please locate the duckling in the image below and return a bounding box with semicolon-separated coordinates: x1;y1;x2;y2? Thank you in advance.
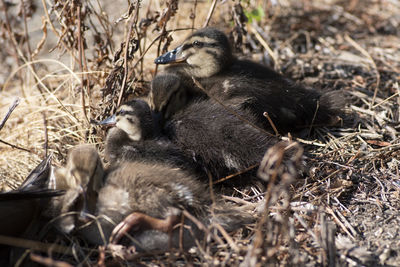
54;145;253;252
148;74;281;181
51;144;105;234
154;27;343;133
98;99;200;173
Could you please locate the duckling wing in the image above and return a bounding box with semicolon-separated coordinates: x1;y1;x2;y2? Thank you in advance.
197;60;344;132
98;162;209;219
165;100;279;180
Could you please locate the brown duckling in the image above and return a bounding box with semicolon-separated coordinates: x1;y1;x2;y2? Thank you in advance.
54;145;253;252
154;27;343;133
51;144;105;234
98;99;201;173
148;75;280;181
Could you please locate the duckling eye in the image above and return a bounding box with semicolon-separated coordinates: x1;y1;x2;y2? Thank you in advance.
192;40;203;48
117;109;127;116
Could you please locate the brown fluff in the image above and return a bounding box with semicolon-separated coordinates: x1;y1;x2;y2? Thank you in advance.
154;27;344;133
54;145;254;251
103;99;201;174
147;74;281;181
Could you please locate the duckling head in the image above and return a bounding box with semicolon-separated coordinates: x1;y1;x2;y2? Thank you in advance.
148;73;189;120
56;145;104;192
155;28;233;78
53;145;105;232
100;99;154;141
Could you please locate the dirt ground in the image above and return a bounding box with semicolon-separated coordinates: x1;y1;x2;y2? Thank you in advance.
1;0;400;266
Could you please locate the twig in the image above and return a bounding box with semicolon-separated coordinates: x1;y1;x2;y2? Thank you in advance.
0;235;72;255
263;112;279;136
208;170;217;222
203;0;217;28
372;91;399;109
281;136;326;147
250;145;285;255
249;25;280;71
213;164;259;184
43;113;48;157
344;34;380;108
0;98;20;131
222;195;258;206
32;16;48;58
30;254;74;267
320;213;336;267
212;223;240;252
325;206;355;241
308;100;319;137
77;3;89;123
182;210;209;234
40;0;80;63
0;139;31;153
116;1;140;109
331;206;358;237
294;212;320;245
191;0;198;30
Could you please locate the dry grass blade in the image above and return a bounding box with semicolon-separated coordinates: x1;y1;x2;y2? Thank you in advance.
0;98;20;131
0;235;72;255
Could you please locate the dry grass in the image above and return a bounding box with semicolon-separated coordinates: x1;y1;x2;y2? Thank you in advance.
1;0;400;266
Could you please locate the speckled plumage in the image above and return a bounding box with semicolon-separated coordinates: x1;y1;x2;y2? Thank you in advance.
147;73;280;182
155;27;344;133
162;99;279;180
54;145;253;251
103;99;200;173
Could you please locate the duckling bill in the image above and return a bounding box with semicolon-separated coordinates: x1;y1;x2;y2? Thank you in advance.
154;27;344;133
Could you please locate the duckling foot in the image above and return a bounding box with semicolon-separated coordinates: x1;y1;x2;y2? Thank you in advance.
109;211;181;244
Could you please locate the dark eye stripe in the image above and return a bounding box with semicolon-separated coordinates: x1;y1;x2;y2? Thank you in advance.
117;110;136;116
181;42;219;51
182;44;193;51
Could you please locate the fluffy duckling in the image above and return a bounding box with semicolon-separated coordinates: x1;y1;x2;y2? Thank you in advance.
99;99;200;173
148;75;280;181
54;145;253;252
51;144;105;234
154;27;343;133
